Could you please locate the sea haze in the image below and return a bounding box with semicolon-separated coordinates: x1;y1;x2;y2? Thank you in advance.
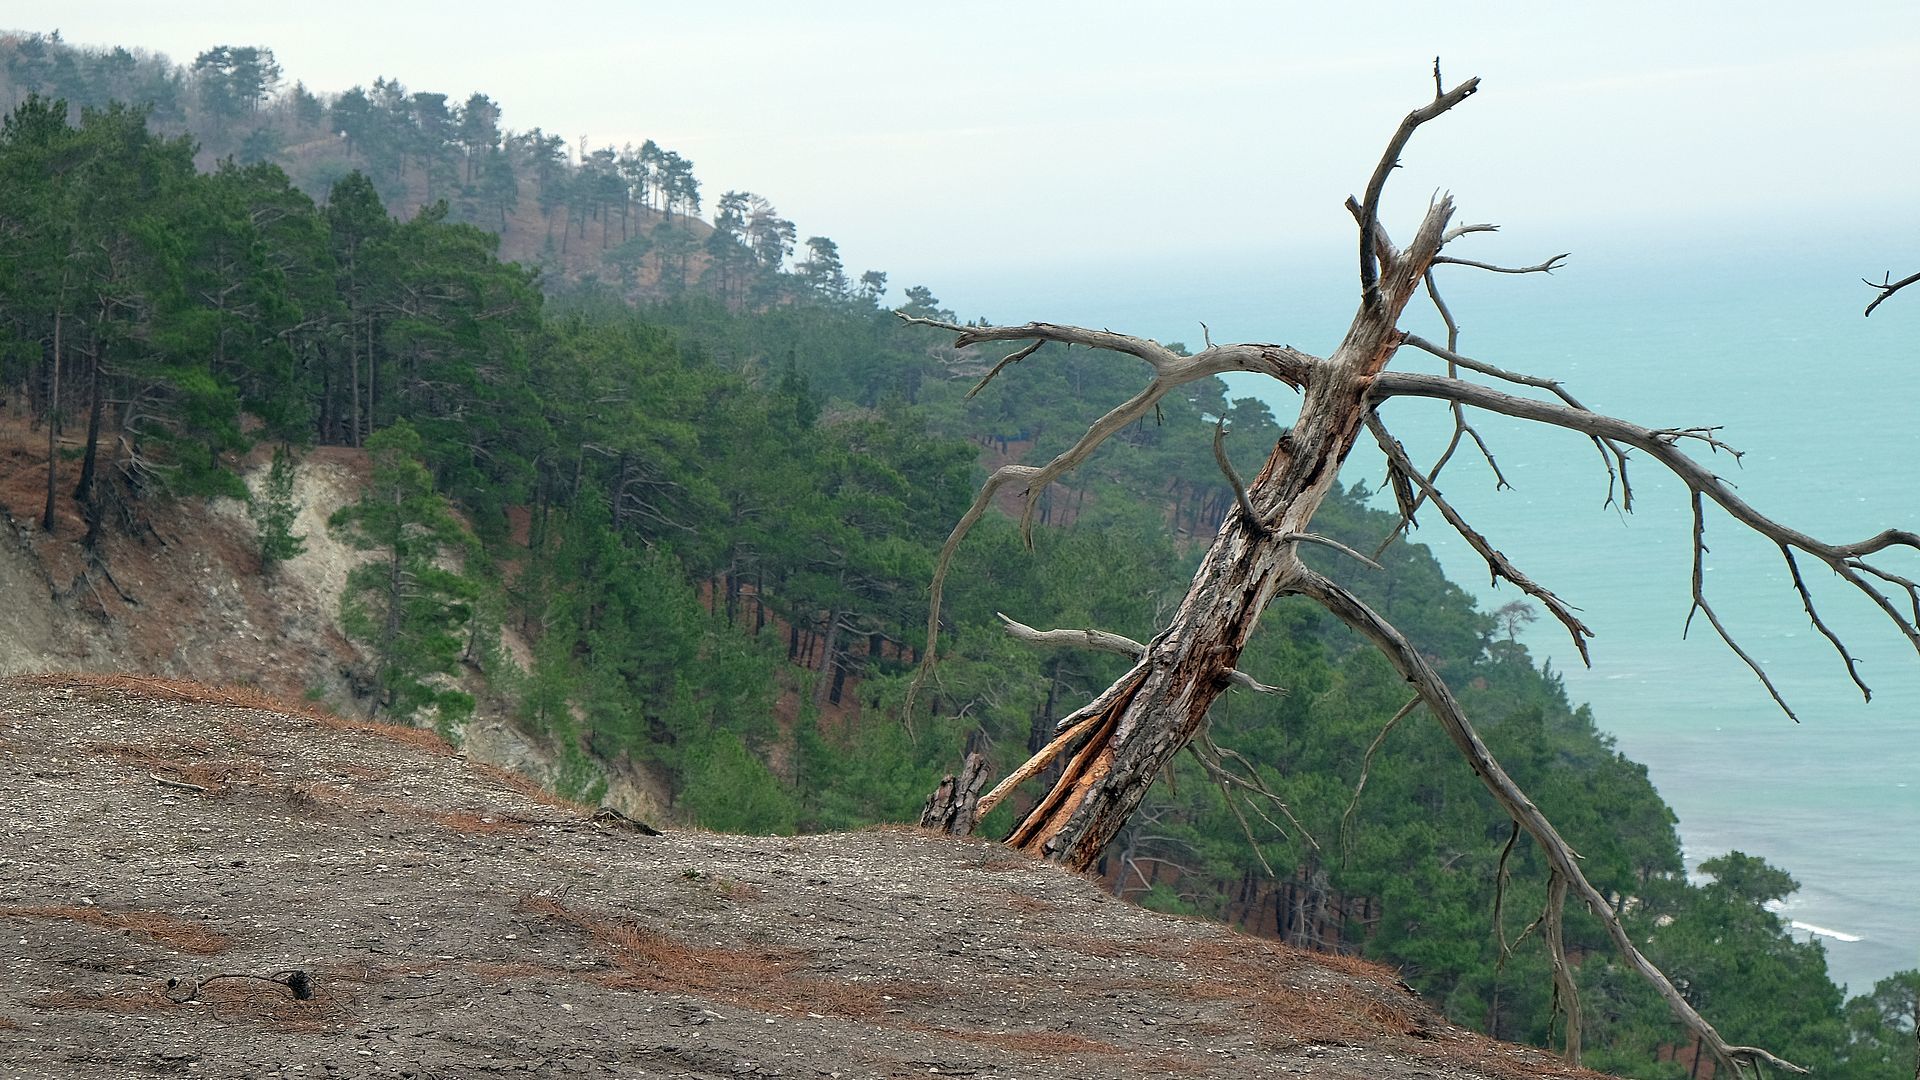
935;232;1920;996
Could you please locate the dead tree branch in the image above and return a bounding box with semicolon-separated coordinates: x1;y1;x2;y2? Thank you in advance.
1212;420;1269;536
1297;568;1805;1076
919;752;991;835
1373;371;1920;702
1282;532;1385;572
1219;422;1383;570
1544;872;1581;1065
1684;491;1797;718
1200;735;1317;849
1376;236;1617;553
1864;269;1920;316
974;663;1151;820
1443;222;1501;243
1780;544;1873;701
1417;273;1513;489
965;339;1045;398
1399;331;1633;509
996;613;1284;695
1432;253;1570;275
1358;68;1481;307
1338;695;1422;864
1366;411;1595;663
897;314;1317;709
1373;270;1511;556
1187;732;1319;873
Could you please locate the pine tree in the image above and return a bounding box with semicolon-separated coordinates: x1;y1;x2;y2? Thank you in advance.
329;421;480;730
250;443;306;576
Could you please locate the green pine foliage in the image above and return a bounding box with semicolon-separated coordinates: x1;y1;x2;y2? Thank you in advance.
249;442;306;573
1839;970;1920;1080
329;422;481;731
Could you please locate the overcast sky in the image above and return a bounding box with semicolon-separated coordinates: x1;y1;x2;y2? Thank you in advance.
10;2;1919;299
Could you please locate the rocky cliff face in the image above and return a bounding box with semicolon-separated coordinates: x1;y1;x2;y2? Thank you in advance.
0;674;1588;1080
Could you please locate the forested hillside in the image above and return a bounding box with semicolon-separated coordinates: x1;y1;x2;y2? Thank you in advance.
0;32;860;304
2;31;1916;1078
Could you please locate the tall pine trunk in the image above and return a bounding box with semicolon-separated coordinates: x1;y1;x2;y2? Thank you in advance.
41;310;62;533
73;336;104;505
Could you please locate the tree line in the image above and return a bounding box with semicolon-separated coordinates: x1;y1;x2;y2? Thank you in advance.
0;32;871;310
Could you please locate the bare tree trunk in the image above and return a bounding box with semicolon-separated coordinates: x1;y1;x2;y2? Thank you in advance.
1005;205;1444;865
41;310;61;533
365;316;377;438
812;607;842;709
73;338;103;505
349;325;362;448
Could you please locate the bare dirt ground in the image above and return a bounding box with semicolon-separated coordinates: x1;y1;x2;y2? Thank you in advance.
0;674;1594;1080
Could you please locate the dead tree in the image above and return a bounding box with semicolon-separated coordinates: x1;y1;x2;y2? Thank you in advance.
899;66;1920;1076
1864;269;1920;316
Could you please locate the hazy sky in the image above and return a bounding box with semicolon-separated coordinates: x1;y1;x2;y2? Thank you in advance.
10;2;1919;299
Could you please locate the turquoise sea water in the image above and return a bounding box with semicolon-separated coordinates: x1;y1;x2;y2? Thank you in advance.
934;234;1920;995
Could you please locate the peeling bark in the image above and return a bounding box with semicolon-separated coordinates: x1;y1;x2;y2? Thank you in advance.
1000;183;1455;867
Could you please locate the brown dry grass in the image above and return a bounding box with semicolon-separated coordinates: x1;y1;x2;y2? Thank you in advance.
187;975;352;1031
1115;934;1602;1080
515;894;938;1019
31;673;329;719
34;673;454;756
0;905;230;955
310;711;453;755
87;741;271;795
1030;930;1435;1051
282;779;545;836
517;893;798;990
32;986;172;1015
35;976;349;1032
0;425;86;536
1177;943;1420;1047
1031;932;1193;962
1190;935;1394;983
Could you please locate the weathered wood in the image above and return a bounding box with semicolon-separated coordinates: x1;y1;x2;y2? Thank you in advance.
1003;192;1455;867
993;613;1283;695
918;752;990;835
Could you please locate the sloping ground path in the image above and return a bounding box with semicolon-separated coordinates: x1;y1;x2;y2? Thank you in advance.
0;674;1592;1080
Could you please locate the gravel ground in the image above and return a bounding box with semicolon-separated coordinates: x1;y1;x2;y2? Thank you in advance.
0;674;1592;1080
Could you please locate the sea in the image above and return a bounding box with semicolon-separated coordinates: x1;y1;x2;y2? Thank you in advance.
932;228;1920;997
